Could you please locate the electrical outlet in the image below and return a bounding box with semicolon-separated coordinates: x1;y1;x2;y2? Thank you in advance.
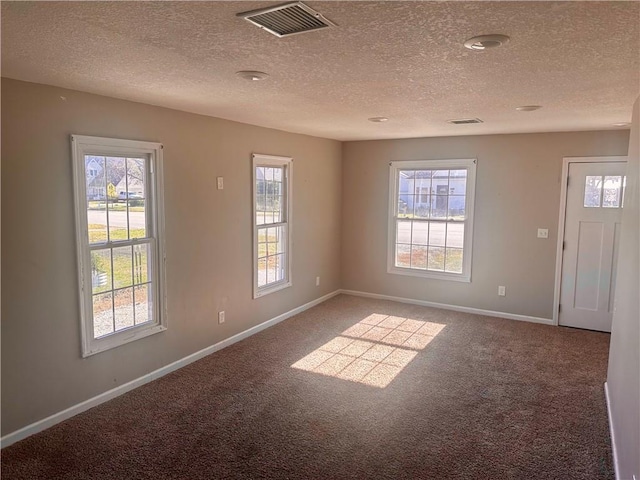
218;311;225;324
316;276;320;287
537;228;549;239
216;177;224;190
498;286;506;296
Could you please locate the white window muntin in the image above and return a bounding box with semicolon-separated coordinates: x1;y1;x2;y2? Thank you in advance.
71;135;167;357
388;158;476;282
252;153;292;298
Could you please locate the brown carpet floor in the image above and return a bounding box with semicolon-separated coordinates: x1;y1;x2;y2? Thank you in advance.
2;294;614;479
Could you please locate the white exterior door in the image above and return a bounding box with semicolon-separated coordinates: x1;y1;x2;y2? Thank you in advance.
559;161;627;332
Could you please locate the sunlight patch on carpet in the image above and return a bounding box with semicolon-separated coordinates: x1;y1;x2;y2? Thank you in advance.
291;314;445;388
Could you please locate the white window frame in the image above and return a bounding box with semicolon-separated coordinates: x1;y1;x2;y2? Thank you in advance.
71;135;167;357
388;158;477;282
252;153;293;298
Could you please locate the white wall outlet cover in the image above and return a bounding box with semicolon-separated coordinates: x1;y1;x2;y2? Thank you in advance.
217;177;224;190
537;228;549;238
316;276;320;286
218;311;225;324
498;286;506;296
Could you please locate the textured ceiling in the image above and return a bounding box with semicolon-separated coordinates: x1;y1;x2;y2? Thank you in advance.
2;1;639;141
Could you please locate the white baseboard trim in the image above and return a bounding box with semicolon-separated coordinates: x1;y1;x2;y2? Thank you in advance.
604;381;621;480
0;290;341;449
339;289;554;325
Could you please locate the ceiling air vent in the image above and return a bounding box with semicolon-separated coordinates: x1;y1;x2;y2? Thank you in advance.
237;2;336;38
447;118;484;125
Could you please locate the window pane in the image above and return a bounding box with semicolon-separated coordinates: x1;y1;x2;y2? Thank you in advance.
275;253;286;283
105;157;128;240
398;198;410;218
258;227;268;259
133;243;150;285
622;176;627;208
257;257;267;287
448;195;466;219
112;246;134;289
107;203;128;241
396;244;411;268
126;158;146;199
87;208;108;244
584;176;602;207
134;284;152;325
428;247;445;271
85;156;106;201
445;248;463;273
449;170;467;195
446;223;464;248
267;256;275;284
428;222;446;247
411;222;428;245
411;245;427;269
93;292;114;339
268;237;278;256
114;287;135;331
431;196;448;219
126;199;146;239
85;156;108;243
414;173;431;219
414;200;430;219
432;171;450;190
91;249;112;294
603;176;622;208
397;220;412;244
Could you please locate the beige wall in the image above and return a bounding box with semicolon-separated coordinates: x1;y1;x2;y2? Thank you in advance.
341;130;630;319
607;97;639;480
1;78;342;435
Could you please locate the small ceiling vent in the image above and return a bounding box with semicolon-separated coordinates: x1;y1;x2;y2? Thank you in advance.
237;2;336;38
447;118;484;125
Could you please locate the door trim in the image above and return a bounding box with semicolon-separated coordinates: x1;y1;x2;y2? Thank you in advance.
553;156;628;326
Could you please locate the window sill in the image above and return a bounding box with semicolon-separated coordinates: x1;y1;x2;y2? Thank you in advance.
387;266;471;283
254;281;292;299
82;323;167;358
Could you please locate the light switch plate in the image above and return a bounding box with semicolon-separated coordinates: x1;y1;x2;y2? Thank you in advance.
537;228;549;239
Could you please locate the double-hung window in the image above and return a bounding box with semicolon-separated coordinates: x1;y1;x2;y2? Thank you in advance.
252;154;292;298
71;135;166;357
388;159;476;282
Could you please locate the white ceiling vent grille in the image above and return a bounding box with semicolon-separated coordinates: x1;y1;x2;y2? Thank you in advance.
237;2;336;38
447;118;484;125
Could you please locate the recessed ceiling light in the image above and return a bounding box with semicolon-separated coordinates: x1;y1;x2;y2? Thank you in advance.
368;117;388;123
613;122;630;127
464;34;510;51
236;70;269;81
515;105;542;112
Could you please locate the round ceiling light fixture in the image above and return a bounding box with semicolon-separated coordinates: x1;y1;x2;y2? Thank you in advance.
515;105;542;112
236;70;269;81
464;34;510;51
368;117;389;123
612;122;630;127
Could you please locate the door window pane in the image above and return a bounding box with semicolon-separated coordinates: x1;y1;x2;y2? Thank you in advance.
584;176;602;207
603;176;622;208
